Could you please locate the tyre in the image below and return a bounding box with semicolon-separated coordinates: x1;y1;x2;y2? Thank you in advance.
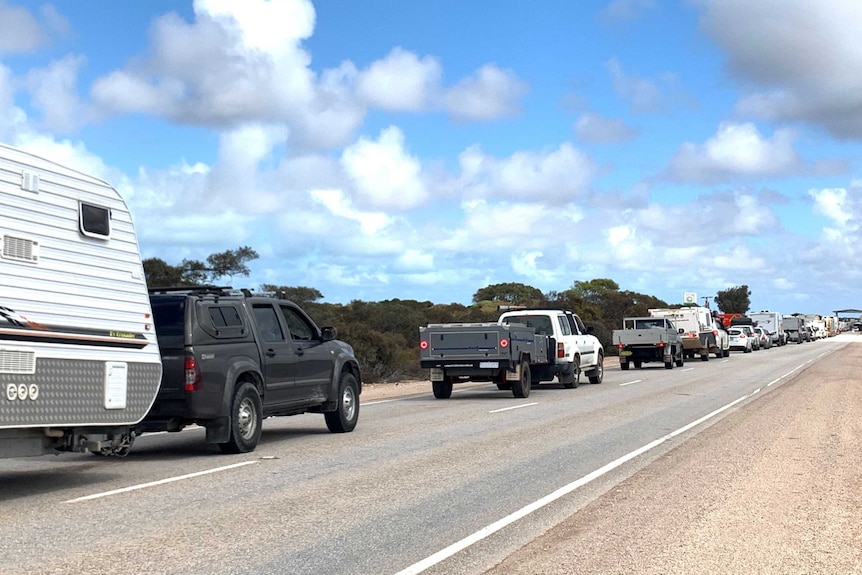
218;381;263;454
744;345;752;353
324;372;360;433
634;361;642;369
512;363;531;398
723;348;730;357
561;359;579;389
675;353;685;367
432;380;453;399
701;351;709;361
665;359;673;369
621;361;630;371
588;354;604;384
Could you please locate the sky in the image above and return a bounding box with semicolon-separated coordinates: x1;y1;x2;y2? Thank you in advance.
1;0;861;316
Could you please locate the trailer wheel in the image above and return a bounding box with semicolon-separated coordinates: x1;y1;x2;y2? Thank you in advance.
512;364;531;398
620;361;630;371
588;353;604;384
432;380;453;399
218;381;263;454
324;372;359;433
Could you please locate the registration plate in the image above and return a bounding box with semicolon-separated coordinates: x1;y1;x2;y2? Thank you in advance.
479;361;499;368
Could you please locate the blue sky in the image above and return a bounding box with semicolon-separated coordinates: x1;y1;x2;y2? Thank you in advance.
1;0;861;315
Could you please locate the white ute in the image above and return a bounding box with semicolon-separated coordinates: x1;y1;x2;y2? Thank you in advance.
498;308;604;387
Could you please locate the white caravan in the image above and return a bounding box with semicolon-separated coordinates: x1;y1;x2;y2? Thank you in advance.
749;311;786;346
0;143;161;457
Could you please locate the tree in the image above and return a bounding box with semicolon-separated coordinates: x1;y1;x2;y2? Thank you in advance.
714;285;751;314
261;285;324;305
143;246;259;287
472;282;544;307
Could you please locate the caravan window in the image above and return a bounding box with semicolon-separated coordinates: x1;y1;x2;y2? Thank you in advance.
79;202;111;239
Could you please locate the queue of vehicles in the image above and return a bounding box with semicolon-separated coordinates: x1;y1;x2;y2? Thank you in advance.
0;142;847;459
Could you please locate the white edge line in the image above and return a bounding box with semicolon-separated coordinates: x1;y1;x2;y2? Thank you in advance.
64;460;259;503
392;358;814;575
490;402;539;414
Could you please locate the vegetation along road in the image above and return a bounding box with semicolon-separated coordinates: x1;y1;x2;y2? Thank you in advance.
0;335;859;575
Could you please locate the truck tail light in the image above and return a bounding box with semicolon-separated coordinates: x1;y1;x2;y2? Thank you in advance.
557;342;565;358
657;341;665;348
184;356;202;392
616;343;625;349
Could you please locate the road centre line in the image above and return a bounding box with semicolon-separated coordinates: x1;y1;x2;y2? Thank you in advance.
490;402;538;414
681;367;695;372
620;380;642;387
64;461;259;503
392;357;816;575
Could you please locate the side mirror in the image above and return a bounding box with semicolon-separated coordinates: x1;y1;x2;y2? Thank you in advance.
321;326;338;341
678;328;684;334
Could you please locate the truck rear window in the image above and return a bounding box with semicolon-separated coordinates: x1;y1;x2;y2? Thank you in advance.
502;315;553;335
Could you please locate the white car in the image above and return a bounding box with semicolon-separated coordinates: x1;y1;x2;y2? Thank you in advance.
728;327;753;353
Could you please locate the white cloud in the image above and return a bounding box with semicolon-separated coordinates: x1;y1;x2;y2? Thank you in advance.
574;112;638;144
665;122;799;183
445;64;528;121
357;47;441;112
23;55;88;132
600;0;656;24
697;0;862;138
458;143;596;203
340;126;427;210
809;188;852;227
0;2;48;54
310;189;391;235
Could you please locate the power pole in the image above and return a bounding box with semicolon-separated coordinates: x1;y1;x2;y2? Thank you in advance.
702;296;714;309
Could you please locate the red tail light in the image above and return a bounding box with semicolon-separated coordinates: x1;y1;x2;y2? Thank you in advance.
419;340;428;350
500;338;509;348
658;341;665;347
184;356;202;392
557;342;565;358
617;343;625;349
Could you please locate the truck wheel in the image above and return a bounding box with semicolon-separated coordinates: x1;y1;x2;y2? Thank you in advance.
620;361;630;371
723;347;730;357
634;361;642;369
665;358;673;369
675;350;685;367
218;382;263;454
588;353;603;384
701;351;709;361
512;364;531;398
324;372;360;433
561;360;579;389
432;380;453;399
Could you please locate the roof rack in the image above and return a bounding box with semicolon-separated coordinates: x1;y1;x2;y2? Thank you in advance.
148;285;233;296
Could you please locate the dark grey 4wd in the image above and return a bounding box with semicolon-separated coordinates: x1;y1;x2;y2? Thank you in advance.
141;287;361;453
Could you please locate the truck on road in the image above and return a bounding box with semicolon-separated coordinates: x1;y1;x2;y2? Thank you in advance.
749;311;786;346
143;287;362;453
612;317;685;370
648;306;728;360
419;322;551;398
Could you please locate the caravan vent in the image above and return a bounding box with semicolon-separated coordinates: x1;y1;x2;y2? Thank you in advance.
0;349;36;374
21;171;40;193
2;235;39;263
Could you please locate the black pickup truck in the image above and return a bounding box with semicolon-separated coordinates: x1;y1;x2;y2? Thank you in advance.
140;287;362;453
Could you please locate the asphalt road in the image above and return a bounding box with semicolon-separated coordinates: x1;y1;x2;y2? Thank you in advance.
0;335;856;575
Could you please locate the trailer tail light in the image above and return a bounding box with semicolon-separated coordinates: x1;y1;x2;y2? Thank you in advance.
500;338;509;348
557;342;565;358
184;356;202;392
419;340;428;350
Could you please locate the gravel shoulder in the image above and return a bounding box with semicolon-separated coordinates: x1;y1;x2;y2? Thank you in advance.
482;341;862;574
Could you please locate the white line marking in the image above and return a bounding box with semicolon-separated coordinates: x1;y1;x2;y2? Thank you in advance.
620;379;642;387
64;461;259;503
392;363;807;575
489;402;538;414
681;368;695;372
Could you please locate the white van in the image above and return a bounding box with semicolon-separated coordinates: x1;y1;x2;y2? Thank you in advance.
0;143;162;457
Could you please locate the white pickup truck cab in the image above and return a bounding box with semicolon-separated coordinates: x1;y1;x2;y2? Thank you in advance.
498;308;604;387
